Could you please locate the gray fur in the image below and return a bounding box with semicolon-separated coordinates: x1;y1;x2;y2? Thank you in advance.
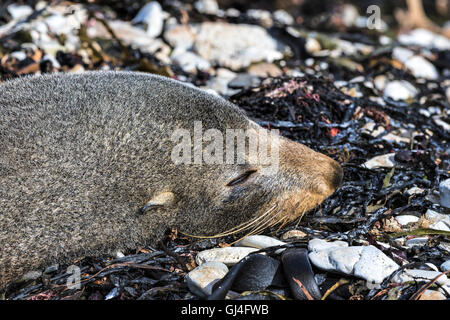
0;71;342;287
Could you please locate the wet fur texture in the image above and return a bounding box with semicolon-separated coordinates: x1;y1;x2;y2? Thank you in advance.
0;71;342;287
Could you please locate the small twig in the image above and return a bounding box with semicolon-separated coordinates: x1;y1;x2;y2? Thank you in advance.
409;270;450;300
321;279;349;300
292;277;314;300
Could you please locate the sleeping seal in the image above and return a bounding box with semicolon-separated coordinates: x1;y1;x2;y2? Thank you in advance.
0;71;342;287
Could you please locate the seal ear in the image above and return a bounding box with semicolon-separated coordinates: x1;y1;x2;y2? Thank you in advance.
140;191;175;214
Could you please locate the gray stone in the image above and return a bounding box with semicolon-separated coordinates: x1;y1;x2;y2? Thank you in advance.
440;260;450;272
308;240;399;284
228;74;260;89
405;237;429;247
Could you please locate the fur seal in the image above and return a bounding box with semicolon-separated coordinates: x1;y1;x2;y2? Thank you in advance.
0;71;342;287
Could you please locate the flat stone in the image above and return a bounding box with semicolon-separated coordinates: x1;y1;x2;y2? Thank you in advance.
235;235;285;249
405;237;429;247
196;247;260;266
395;215;419;226
280;230;307;240
186;261;228;297
361;153;396;169
405;187;425;196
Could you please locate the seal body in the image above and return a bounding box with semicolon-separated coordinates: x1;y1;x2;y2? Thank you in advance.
0;71;342;287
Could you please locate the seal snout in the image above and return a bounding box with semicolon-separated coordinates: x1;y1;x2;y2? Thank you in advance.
329;161;344;191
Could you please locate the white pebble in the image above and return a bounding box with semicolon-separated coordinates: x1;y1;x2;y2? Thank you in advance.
235;235;285;249
384;80;418;101
395;215;419;226
196;247;260;266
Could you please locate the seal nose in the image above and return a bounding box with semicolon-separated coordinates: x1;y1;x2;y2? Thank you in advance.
329;161;343;190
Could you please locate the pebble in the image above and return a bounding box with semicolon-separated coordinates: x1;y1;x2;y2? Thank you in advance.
227;74;260;89
194;0;219;15
280;229;307;240
392;47;414;63
247;62;282;77
10;51;27;61
171;51;211;73
398;28;450;50
194;22;286;70
132;1;164;38
395;215;419;226
186;261;228;297
392;269;450;287
381;132;410;144
273;10;294;25
373;75;387;91
196;247;260;266
439;178;450;208
441;261;450;272
203;68;237;96
308;239;399;284
404;56;439;80
361;153;396;169
235;235;285;250
405;237;429;247
425;209;450;232
405;187;425;196
7;4;33;20
305;38;321;55
246;9;273;27
384;80;418;100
